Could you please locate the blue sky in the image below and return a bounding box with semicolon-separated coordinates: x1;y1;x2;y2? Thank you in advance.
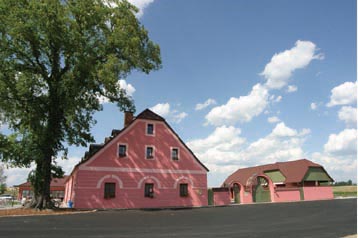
4;0;357;187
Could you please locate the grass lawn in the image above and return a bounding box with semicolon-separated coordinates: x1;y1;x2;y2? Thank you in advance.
332;186;357;198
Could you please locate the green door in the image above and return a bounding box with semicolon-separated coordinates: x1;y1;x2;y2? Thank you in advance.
253;177;271;203
233;184;240;204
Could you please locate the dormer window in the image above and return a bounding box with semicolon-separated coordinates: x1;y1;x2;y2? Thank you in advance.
147;123;154;135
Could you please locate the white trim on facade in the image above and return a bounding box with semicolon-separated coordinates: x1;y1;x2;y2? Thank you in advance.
79;166;207;175
96;174;124;189
173;176;194;189
137;176;162;189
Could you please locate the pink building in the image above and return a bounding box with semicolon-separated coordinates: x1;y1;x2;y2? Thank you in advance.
64;109;209;209
221;159;334;204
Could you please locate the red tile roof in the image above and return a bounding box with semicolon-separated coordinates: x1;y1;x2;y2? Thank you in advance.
17;176;68;188
223;159;332;186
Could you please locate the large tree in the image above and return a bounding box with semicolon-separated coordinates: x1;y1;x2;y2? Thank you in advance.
0;0;161;209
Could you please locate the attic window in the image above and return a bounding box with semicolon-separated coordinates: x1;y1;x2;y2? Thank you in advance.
118;144;127;157
171;148;179;160
147;124;154;135
146;146;154;159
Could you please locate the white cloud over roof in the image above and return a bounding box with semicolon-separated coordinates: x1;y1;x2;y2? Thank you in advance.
327;81;357;107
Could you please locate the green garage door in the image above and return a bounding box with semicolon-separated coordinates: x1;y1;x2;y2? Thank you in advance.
253;177;271;203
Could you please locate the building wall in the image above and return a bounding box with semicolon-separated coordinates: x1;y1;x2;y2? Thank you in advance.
66;119;208;209
212;189;230;206
71;170;207;209
274;188;301;202
303;186;334;201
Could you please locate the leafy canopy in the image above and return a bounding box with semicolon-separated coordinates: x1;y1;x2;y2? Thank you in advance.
0;0;161;183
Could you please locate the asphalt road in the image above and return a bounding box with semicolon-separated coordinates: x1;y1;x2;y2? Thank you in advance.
0;199;356;238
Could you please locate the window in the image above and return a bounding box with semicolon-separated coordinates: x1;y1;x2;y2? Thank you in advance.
147;124;154;135
146;146;154;159
180;184;188;197
171;148;179;160
118;144;127;157
104;183;116;199
144;183;154;198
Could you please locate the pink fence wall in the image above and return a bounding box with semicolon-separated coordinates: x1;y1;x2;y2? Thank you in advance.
303;186;334;201
212;189;230;206
274;188;301;202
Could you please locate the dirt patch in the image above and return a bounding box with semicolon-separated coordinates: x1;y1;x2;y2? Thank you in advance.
0;208;89;217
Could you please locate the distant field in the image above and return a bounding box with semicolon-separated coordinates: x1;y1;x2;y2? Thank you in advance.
332;186;357;197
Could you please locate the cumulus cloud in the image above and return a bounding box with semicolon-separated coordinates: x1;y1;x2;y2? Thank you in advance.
287;85;298;93
324;128;357;156
338;106;357;127
312;128;357;182
261;40;323;90
104;0;155;18
310;102;318;110
268;116;280;123
128;0;155;18
150;103;188;123
98;80;136;104
195;98;217;111
205;41;322;126
327;81;357;107
187;122;310;184
205;84;269;126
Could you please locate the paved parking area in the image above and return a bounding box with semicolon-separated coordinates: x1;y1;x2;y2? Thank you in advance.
0;199;356;238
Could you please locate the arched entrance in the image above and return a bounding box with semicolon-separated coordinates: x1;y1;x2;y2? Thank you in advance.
253;176;271;203
230;183;240;204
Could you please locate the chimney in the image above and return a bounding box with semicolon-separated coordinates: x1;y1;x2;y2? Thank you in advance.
124;111;134;127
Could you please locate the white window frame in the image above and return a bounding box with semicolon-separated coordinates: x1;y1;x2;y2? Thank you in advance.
117;143;128;158
146;123;155;136
171;147;180;161
145;145;155;160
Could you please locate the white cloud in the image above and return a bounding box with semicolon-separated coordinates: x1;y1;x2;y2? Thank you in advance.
268;116;280;123
261;40;323;90
327;81;357;107
3;156;81;187
128;0;155;18
310;102;318;110
324;128;357;156
150;103;188;123
311;152;357;182
269;95;282;103
338;106;357;127
287;85;298;93
205;84;269;126
187;122;310;184
312;128;357;182
195;98;217;111
98;80;136;104
4;166;33;187
271;122;298;137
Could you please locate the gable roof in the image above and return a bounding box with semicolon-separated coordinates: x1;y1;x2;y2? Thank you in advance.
223;159;333;186
67;109;209;180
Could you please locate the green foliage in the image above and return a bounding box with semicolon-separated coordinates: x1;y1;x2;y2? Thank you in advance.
0;0;161;208
333;180;356;186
